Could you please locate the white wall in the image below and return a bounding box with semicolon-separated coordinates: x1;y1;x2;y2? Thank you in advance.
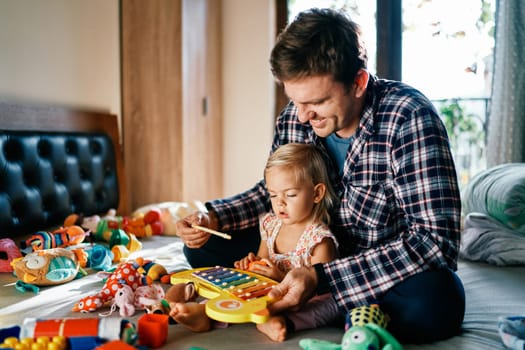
0;0;275;200
0;0;120;117
221;0;275;196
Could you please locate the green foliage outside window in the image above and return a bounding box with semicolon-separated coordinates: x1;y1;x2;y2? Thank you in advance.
437;99;487;186
439;99;485;151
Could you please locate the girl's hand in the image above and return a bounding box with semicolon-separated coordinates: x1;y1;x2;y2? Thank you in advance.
234;252;258;270
248;258;285;281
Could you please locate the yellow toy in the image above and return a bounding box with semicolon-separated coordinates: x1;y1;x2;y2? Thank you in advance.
0;335;67;350
170;266;278;324
346;304;389;329
138;260;168;284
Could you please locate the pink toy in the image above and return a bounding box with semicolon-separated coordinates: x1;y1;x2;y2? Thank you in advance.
72;258;148;313
102;284;165;317
0;238;22;273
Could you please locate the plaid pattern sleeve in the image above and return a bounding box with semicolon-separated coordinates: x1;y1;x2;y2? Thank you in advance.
206;180;270;231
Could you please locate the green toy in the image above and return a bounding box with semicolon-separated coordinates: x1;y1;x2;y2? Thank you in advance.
346;304;389;329
299;322;403;350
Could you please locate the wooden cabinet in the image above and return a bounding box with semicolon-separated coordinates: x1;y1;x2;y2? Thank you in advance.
121;0;222;210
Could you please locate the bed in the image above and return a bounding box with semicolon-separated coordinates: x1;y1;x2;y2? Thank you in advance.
1;100;524;350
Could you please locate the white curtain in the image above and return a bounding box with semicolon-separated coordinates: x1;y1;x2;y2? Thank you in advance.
486;0;525;166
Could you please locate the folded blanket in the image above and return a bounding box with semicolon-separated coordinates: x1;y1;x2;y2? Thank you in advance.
460;212;525;266
462;163;525;235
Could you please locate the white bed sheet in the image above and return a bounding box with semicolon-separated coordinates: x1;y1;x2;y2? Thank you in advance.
1;236;524;350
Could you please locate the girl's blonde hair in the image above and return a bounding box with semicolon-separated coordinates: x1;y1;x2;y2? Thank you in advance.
264;143;338;224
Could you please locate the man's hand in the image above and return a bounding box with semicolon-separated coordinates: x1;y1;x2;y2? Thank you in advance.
267;266;318;313
175;211;218;249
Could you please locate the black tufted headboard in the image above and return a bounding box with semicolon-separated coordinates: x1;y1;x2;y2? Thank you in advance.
0;101;128;238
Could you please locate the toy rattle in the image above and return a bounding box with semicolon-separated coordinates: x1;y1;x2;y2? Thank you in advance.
170;266;278;324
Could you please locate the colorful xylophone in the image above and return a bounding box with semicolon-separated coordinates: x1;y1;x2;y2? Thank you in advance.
170;266;278;324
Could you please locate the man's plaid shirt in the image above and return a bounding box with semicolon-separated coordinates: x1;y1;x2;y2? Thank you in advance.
207;76;461;312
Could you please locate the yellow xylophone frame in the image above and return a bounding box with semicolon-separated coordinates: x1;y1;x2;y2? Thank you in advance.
170;266;278;324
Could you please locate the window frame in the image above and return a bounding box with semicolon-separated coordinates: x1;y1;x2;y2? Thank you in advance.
274;0;402;118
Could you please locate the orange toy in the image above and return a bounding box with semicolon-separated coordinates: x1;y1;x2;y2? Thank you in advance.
19;317;136;344
68;211;143;255
95;340;137;350
124;209;164;238
72;258;148;313
20;226;88;252
11;248;81;286
248;260;270;270
77;208;164;240
137;314;169;348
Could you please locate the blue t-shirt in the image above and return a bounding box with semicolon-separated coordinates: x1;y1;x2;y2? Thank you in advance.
324;133;354;176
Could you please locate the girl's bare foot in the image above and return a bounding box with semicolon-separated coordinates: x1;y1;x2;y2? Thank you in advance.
256;316;287;342
169;302;211;332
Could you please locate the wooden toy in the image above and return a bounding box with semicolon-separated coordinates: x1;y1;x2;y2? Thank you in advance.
170;266;278;324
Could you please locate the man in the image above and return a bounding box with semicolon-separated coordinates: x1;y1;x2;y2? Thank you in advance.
176;8;465;343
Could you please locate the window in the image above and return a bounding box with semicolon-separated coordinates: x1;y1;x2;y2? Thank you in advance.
402;0;495;185
288;0;377;75
284;0;495;186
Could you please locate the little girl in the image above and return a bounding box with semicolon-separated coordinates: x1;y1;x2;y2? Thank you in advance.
170;143;341;341
234;143;340;342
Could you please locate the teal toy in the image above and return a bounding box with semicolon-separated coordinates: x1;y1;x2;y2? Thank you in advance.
299;322;403;350
299;305;400;350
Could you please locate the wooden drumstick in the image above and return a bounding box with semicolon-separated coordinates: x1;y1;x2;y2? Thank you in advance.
192;224;232;240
